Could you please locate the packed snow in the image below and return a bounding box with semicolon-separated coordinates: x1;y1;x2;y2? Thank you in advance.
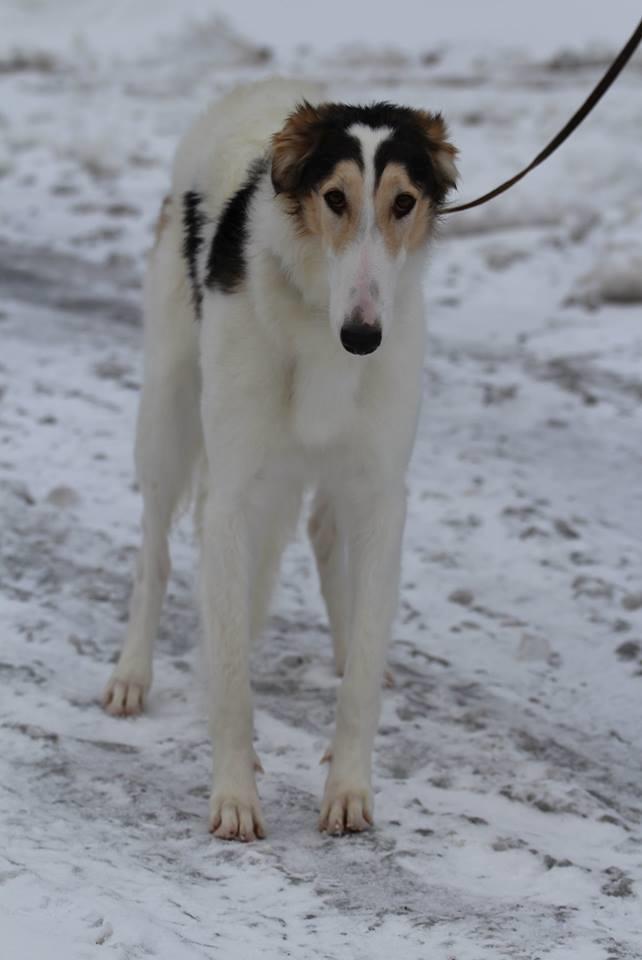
1;2;641;958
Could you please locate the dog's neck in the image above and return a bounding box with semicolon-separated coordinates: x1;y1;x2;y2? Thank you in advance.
249;172;331;315
247;165;430;362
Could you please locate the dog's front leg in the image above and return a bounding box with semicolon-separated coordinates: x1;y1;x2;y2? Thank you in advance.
320;483;406;834
201;493;265;842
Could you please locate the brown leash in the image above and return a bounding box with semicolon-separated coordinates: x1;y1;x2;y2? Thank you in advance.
441;17;642;215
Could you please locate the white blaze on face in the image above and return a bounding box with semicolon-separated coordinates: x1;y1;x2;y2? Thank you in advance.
327;125;404;344
330;124;392;334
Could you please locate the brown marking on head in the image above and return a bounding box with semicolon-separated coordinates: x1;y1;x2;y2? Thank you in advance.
298;159;363;251
374;162;432;255
417;111;459;199
271;102;323;198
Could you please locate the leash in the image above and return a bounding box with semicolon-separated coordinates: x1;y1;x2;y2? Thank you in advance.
441;17;642;215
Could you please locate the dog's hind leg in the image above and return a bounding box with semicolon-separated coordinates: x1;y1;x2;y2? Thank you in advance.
104;211;201;716
308;492;350;676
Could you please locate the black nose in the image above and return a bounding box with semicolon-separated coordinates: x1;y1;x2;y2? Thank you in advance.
340;312;382;356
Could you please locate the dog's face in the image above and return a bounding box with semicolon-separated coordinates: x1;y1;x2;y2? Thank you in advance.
272;102;457;355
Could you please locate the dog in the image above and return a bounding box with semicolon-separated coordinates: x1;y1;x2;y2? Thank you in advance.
102;78;458;841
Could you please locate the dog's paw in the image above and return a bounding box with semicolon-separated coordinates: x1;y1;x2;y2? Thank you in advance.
209;792;266;842
319;785;373;835
102;670;150;717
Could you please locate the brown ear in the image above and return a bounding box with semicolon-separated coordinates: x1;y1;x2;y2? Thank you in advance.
417;110;459;201
271;101;322;195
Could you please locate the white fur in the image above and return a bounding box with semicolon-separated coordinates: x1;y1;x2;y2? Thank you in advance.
103;78;434;840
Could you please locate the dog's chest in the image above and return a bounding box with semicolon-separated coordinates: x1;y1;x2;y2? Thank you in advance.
253;253;365;449
288;347;362;449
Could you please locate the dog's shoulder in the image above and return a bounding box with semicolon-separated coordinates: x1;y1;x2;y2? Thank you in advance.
171;78;325;217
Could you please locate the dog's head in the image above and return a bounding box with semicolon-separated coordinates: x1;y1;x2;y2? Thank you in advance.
271;101;457;355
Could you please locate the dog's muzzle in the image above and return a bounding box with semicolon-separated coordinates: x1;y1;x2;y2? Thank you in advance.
340;307;382;356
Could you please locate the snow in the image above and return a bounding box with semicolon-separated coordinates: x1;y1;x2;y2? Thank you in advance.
4;0;639;59
1;2;642;958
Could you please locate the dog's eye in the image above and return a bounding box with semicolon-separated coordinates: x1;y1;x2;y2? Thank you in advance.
393;193;416;218
324;190;347;215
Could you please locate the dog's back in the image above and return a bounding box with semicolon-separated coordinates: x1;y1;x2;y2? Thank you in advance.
172;78;324;223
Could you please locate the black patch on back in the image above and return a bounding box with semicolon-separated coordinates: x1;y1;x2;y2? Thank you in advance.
182;190;206;318
205;157;267;295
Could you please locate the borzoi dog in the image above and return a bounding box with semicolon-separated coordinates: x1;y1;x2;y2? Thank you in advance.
103;78;458;841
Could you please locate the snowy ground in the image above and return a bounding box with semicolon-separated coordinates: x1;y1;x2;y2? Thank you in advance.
1;3;642;958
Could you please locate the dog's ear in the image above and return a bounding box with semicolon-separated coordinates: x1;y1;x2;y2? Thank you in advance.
271;101;322;196
417;111;459;203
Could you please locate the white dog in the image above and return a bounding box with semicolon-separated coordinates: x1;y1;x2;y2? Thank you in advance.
103;78;457;841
